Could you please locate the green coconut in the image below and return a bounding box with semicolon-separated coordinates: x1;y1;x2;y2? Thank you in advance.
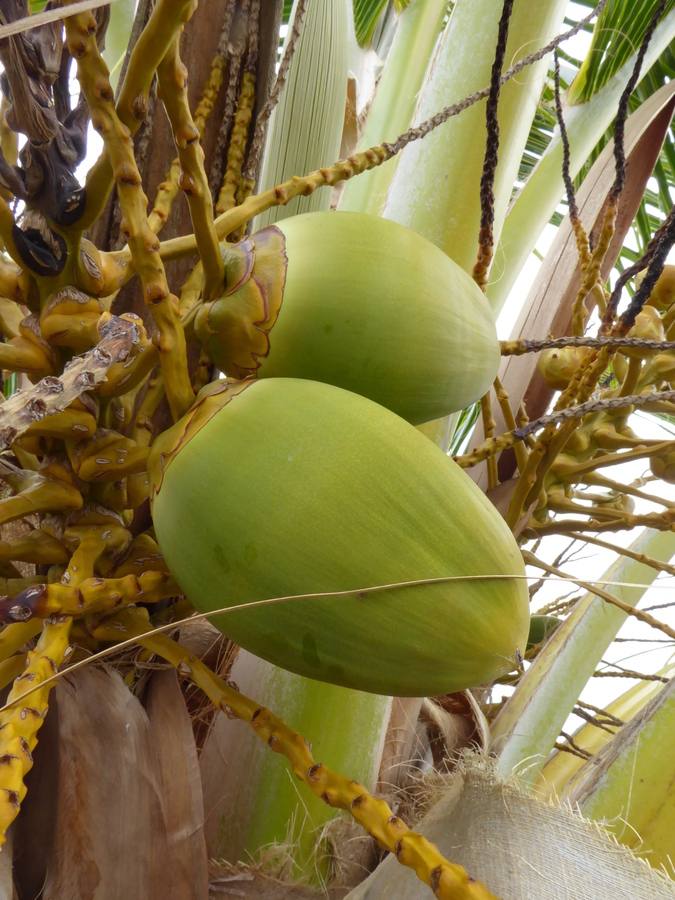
149;377;529;697
526;615;562;650
193;211;500;425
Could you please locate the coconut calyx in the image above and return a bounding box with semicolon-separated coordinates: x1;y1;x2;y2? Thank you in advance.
194;227;287;379
147;377;256;502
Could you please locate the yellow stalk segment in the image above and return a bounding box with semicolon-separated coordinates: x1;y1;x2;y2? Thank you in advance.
79;0;199;231
0;616;71;848
178;260;203;315
193;52;226;138
64;6;195;421
0;528;69;566
148;39;228;238
215;70;256;217
571;199;618;336
0;655;30;693
0;469;83;526
480;390;498;490
156;38;224;300
155;144;394;264
0;266;24;306
0;570;180;621
492;376;529;472
147;160;182;235
148;49;224;237
132;372;165;448
0;621;43;662
89;609;499;900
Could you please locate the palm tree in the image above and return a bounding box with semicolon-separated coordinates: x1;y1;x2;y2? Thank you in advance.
3;1;675;898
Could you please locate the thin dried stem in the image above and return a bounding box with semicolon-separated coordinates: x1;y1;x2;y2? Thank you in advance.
593;668;669;683
523;551;675;642
500;336;675;355
480;390;499;489
456;390;675;467
570;532;675;577
472;0;515;290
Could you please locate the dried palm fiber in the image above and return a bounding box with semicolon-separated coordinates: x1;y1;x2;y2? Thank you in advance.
251;0;348;229
345;756;675;900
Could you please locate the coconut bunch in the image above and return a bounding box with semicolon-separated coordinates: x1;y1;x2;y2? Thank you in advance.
2;0;675;896
0;1;544;898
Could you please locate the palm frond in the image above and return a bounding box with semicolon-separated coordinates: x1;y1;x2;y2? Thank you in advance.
518;9;675;282
353;0;412;48
569;0;675;104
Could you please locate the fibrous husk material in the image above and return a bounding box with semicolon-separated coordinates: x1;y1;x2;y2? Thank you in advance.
346;757;675;900
208;861;350;899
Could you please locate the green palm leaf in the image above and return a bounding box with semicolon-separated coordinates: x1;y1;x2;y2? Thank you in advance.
569;0;675;104
517;2;675;289
353;0;412;47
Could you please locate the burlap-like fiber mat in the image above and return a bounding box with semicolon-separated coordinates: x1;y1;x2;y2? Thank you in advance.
346;760;675;900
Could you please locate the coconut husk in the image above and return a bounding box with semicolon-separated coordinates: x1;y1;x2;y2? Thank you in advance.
346;756;675;900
